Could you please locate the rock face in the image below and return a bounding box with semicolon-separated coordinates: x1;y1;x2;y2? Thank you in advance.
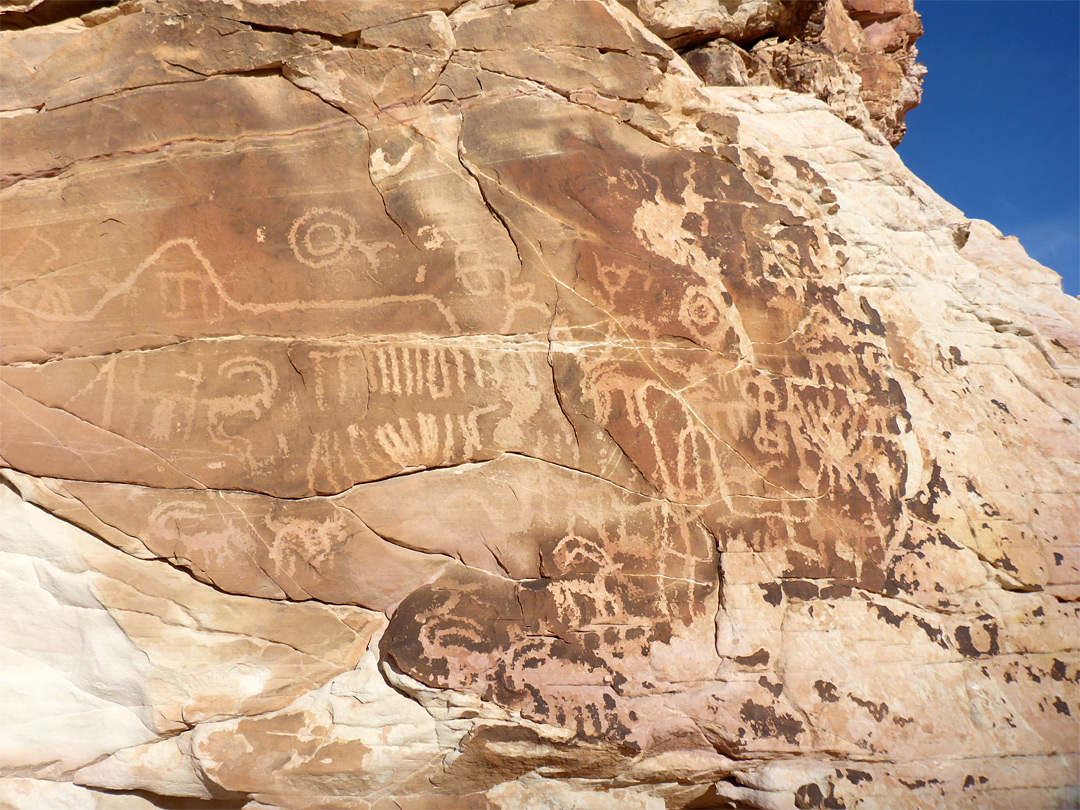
1;1;1076;809
676;0;925;145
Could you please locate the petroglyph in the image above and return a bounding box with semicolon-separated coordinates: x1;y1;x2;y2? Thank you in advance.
365;344;464;399
206;357;280;454
383;458;718;748
287;207;360;269
373;407;498;468
2;237;461;332
286;343;369;414
2;4;1077;806
2;333;581;497
59;479;457;608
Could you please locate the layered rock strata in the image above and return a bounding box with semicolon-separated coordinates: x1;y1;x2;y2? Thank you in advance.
1;1;1077;809
673;0;925;146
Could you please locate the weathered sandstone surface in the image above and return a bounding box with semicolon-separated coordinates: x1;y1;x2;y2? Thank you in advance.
673;0;925;146
1;1;1077;808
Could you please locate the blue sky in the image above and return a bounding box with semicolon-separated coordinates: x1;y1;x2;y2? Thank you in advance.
896;0;1079;295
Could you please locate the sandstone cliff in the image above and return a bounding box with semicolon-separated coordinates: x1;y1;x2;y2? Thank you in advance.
1;1;1077;809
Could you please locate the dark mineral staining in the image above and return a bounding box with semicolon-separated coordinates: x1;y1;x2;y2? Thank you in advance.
850;695;888;722
760;582;783;606
814;680;840;703
819;583;852;600
758;676;783;697
954;622;999;657
682;211;707;235
782;579;820;600
870;604;949;649
926;527;964;551
795;781;845;810
735;648;770;666
857;296;886;337
908;461;949;523
898;777;944;790
739;700;804;745
696;112;740;141
784;155;826;187
996;554;1019;574
873;603;903;628
1052;697;1071;716
916;617;948;649
841;769;872;785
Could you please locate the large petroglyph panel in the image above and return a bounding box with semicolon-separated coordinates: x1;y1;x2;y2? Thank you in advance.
457;94;911;589
1;335;578;495
1;0;1077;808
381;456;721;747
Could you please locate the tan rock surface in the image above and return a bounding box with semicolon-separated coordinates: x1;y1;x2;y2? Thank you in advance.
678;0;925;145
1;1;1076;808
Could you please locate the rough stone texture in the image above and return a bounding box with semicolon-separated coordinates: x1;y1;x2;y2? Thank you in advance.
1;1;1077;809
678;0;925;145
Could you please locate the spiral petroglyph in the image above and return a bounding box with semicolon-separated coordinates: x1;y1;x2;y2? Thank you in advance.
287;207;359;269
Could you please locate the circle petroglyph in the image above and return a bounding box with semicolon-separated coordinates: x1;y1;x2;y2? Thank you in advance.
288;207;358;269
680;286;723;333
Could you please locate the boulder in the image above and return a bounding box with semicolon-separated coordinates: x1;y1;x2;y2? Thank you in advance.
1;0;1076;807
